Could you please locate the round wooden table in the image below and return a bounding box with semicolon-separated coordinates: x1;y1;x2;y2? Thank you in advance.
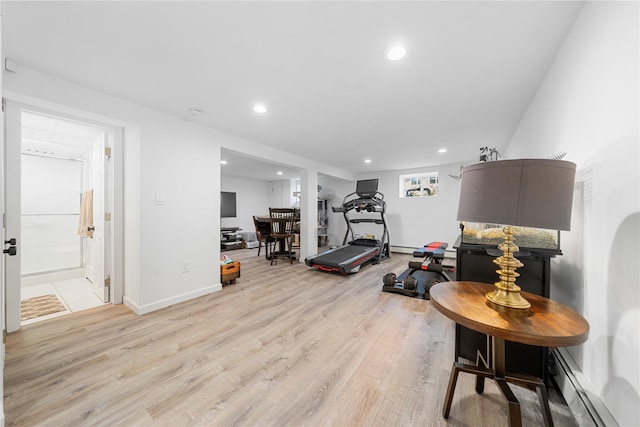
430;281;589;427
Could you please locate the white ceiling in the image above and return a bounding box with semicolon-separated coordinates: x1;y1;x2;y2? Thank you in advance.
3;1;584;180
221;148;304;182
21;111;104;160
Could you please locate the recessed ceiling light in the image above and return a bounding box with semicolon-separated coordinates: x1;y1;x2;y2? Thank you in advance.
364;159;372;164
438;148;447;153
277;171;283;175
220;160;228;165
386;46;406;61
253;104;267;114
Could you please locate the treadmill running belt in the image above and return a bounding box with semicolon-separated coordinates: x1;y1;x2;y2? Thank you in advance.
306;244;379;274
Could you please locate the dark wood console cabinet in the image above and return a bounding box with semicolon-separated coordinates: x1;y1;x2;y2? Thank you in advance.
454;237;560;385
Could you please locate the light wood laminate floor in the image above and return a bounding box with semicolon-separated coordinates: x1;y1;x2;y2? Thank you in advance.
4;248;578;426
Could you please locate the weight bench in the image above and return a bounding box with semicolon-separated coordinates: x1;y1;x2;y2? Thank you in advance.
412;241;447;260
382;241;452;299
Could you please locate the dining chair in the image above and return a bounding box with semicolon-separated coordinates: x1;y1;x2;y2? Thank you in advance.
269;208;297;265
252;215;275;259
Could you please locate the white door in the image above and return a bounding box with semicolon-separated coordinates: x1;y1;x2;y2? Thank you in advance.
4;102;115;327
4;101;22;333
0;108;5;423
90;133;110;303
270;181;284;208
1;68;7;427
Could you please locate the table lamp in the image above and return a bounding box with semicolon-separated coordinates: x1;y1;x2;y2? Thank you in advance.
457;159;576;309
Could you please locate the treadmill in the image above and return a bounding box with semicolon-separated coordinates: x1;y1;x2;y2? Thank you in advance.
305;179;390;274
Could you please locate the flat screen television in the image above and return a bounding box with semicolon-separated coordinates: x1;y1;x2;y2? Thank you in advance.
221;191;237;218
356;179;379;198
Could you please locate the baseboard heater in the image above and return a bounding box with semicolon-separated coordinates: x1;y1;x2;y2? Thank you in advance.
553;348;618;427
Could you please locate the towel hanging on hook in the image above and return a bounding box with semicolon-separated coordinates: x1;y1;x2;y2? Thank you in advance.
78;190;94;238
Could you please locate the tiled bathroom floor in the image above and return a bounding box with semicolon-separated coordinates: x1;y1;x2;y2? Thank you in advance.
21;276;106;325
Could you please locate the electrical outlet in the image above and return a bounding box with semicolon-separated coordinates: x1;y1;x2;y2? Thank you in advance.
181;261;190;273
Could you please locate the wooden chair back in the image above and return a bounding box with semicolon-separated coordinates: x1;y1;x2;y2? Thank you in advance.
253;215;272;241
269;208;296;238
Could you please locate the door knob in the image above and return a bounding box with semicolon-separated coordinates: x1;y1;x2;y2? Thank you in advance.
4;237;17;256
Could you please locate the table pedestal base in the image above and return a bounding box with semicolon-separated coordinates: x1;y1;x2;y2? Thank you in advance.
442;337;553;427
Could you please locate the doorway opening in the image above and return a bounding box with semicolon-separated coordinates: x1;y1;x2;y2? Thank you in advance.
18;111;113;324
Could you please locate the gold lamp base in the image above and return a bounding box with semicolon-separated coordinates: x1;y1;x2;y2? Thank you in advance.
486;226;531;310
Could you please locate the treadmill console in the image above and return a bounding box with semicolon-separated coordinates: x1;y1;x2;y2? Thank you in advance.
356;179;379;198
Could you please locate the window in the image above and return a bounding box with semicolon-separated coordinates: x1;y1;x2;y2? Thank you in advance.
399;172;439;198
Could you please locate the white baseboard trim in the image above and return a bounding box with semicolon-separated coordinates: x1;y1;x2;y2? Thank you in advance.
390;245;416;254
553;348;618;427
123;283;222;315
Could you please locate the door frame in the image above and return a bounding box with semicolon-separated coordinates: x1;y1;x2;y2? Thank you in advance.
1;12;6;424
3;100;124;332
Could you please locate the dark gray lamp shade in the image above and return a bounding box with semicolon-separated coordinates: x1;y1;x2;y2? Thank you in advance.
457;159;577;231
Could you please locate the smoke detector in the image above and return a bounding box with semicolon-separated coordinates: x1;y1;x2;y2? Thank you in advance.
188;108;203;117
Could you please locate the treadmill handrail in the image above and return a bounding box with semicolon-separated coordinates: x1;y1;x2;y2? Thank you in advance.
333;191;386;213
335;190;390;260
349;218;385;224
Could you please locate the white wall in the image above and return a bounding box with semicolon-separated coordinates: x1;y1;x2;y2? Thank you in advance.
322;162;470;251
504;2;639;425
138;120;221;310
221;175;271;231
